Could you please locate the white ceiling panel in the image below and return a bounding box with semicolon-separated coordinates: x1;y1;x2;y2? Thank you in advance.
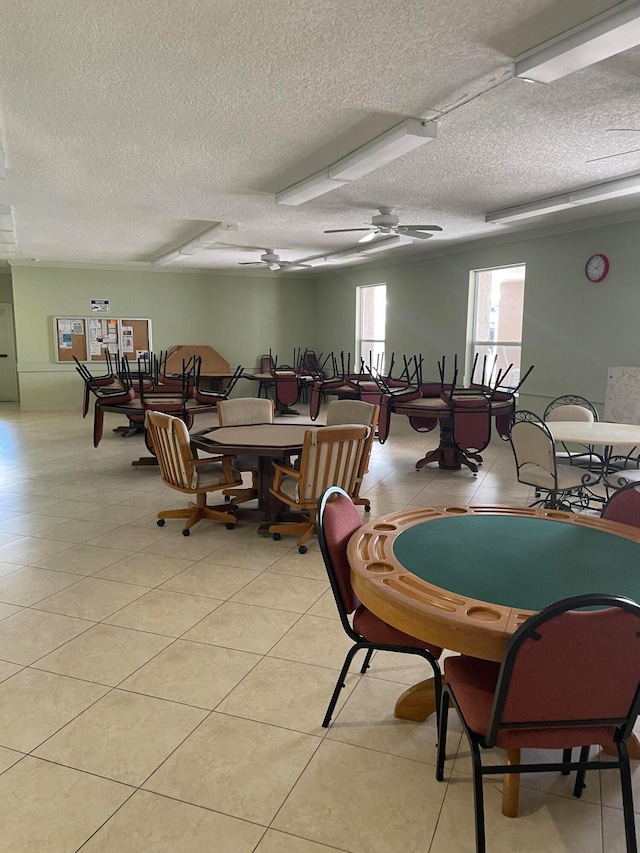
0;0;638;270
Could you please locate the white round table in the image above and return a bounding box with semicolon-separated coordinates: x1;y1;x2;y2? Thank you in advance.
547;420;640;447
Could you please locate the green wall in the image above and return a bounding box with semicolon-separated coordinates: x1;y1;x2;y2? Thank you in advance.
314;217;640;415
0;273;13;303
11;265;315;410
9;215;640;414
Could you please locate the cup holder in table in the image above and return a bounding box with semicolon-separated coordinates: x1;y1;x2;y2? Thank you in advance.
372;523;397;532
365;562;394;574
443;506;469;514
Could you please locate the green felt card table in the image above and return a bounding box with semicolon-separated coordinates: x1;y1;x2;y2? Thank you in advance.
348;505;640;736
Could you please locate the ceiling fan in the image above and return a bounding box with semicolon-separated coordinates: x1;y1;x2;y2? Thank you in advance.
324;206;443;243
238;249;311;271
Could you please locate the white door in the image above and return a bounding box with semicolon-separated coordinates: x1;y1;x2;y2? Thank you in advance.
0;304;18;402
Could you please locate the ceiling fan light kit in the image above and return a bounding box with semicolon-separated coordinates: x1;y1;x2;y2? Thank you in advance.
514;0;640;83
276;118;437;206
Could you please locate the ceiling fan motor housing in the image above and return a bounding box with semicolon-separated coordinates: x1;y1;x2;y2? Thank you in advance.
371;209;400;229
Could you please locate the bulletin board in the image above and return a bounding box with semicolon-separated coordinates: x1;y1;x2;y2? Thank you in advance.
53;316;152;363
54;318;88;362
87;317;120;362
120;318;152;360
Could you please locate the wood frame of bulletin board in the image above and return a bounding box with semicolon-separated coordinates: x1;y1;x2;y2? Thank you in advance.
53;317;152;363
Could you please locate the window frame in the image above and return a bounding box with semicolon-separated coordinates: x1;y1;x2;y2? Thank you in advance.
356;283;387;372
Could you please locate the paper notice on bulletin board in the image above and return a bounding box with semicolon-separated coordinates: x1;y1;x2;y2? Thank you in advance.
90;341;102;356
60;333;72;349
72;322;84;335
122;326;134;354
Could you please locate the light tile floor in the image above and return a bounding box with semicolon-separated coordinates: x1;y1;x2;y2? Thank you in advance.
0;404;634;851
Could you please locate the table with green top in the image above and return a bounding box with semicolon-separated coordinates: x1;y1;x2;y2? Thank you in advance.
348;504;640;730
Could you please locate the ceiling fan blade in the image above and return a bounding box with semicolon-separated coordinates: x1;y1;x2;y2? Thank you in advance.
324;228;374;234
268;263;281;271
402;229;434;240
358;231;378;244
238;261;263;265
400;225;443;232
283;262;312;270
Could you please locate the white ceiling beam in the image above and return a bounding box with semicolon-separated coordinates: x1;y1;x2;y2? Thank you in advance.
486;172;640;223
515;0;640;83
151;222;239;265
276;119;437;206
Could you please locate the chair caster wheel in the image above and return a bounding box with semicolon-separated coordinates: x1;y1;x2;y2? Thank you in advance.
225;522;235;530
182;528;190;536
298;545;308;554
157;519;165;527
364;505;371;513
273;533;281;541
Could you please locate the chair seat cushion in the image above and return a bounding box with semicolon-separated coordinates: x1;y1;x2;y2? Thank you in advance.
445;655;616;749
196;462;237;488
519;462;587;490
353;605;442;659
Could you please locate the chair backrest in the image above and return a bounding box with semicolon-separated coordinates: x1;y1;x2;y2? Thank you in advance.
325;400;379;480
260;354;274;373
218;397;274;426
509;411;556;479
317;486;363;629
297;425;368;502
273;369;299;407
602;482;640;528
145;410;197;490
544;395;598;423
450;397;492;453
486;594;640;747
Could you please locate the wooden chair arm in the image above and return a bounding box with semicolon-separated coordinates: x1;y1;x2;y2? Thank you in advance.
271;460;300;494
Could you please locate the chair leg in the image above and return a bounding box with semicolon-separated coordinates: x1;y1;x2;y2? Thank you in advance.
322;644;363;728
360;648;374;673
573;745;590;797
561;747;572;775
471;738;488;853
618;741;638;853
436;688;450;781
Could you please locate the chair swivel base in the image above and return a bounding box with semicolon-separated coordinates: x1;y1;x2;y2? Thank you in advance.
269;516;316;553
156;502;237;535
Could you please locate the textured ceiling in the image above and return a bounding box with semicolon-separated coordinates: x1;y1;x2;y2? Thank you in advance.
0;0;638;271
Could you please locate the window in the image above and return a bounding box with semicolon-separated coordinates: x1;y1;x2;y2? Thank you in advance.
469;265;525;388
356;284;386;372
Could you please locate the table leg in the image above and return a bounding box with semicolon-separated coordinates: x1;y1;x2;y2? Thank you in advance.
502;749;521;817
394;678;438;721
601;733;640;760
414;417;480;473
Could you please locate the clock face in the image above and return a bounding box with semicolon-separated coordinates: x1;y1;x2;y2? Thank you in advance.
585;254;609;282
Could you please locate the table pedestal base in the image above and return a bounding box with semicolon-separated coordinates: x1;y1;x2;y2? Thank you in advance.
394;679;438;721
414;417;482;473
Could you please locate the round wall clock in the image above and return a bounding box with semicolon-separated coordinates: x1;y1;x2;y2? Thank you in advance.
585;254;609;282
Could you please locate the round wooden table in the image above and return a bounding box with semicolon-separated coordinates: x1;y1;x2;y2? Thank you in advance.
348;504;640;732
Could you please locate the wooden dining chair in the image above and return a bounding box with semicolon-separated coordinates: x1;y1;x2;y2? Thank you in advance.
146;410;241;535
436;594;640;853
324;399;379;511
217;397;275;507
269;424;369;553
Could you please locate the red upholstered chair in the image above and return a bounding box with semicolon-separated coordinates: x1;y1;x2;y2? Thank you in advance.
317;486;443;728
602;482;640;528
449;396;492;474
435;594;640;853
